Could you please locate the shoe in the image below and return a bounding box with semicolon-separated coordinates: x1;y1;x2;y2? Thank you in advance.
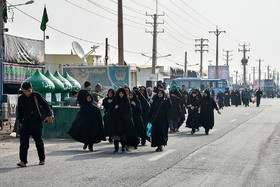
156;147;163;152
89;147;93;152
39;160;45;165
83;144;88;150
205;130;209;135
113;150;118;154
134;146;138;149
141;140;146;146
17;162;27;167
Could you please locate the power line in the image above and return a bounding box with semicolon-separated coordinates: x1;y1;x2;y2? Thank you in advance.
179;0;216;27
156;0;210;32
86;0;145;22
65;0;145;30
169;0;213;30
12;5;149;55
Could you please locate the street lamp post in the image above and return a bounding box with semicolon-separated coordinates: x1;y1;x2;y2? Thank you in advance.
0;0;34;117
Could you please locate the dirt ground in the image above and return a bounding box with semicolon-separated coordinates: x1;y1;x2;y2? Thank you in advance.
0;121;15;140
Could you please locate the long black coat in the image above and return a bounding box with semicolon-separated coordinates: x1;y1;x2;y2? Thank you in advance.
148;97;171;147
216;92;225;109
111;94;139;146
169;90;182;121
68;101;106;144
200;96;218;130
102;97;114;136
130;97;145;138
186;96;200;129
224;90;231;106
135;90;151;130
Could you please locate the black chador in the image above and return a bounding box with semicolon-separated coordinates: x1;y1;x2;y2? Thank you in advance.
68;94;106;151
216;91;225;109
233;90;241;106
186;91;200;134
102;89;115;139
224;89;231;106
134;90;151;145
200;90;220;135
111;88;139;153
129;91;144;146
148;90;171;152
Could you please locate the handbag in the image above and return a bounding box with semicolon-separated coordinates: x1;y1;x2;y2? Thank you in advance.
146;122;152;137
34;94;54;123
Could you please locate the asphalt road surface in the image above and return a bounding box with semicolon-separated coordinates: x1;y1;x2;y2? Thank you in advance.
0;99;280;187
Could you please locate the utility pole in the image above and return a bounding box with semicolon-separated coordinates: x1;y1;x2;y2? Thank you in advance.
118;0;124;65
0;3;4;109
238;43;250;87
195;38;208;78
256;58;264;89
146;7;164;74
209;26;226;79
184;51;187;77
277;72;279;88
105;38;108;66
223;50;233;66
235;71;238;84
266;65;270;79
252;67;256;83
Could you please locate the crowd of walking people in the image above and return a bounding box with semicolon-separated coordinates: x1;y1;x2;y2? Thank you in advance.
16;81;264;167
67;81;229;154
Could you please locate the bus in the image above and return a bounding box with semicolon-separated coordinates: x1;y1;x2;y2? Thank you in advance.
169;78;229;94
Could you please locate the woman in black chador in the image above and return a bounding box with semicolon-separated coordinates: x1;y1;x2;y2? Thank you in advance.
216;90;225;109
102;89;115;143
135;90;151;145
200;90;221;135
68;94;106;151
186;91;200;134
148;90;171;152
111;88;139;153
129;91;144;149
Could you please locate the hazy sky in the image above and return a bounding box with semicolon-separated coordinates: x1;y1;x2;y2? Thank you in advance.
5;0;280;79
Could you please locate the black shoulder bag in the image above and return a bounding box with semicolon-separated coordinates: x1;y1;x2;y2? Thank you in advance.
34;94;54;123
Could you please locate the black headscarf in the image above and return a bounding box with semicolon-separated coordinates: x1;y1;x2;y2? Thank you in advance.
140;86;149;100
107;88;115;98
203;90;211;100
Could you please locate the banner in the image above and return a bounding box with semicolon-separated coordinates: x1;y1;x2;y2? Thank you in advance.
208;66;229;79
3;62;44;84
4;34;45;65
63;66;130;95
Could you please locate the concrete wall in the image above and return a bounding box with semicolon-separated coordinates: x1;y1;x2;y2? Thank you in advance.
137;68;165;87
45;54;102;74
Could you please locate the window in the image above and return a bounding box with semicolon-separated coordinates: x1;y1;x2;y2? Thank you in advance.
190;80;200;88
177;80;190;87
211;81;217;88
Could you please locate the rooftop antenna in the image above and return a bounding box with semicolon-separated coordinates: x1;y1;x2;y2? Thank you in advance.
72;41;99;66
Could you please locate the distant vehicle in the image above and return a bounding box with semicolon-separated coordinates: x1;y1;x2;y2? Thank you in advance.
169;78;229;94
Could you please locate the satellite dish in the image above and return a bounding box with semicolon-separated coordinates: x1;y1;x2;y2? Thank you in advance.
72;41;99;66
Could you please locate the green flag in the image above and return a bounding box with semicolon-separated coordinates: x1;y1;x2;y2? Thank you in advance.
40;6;49;31
3;0;8;23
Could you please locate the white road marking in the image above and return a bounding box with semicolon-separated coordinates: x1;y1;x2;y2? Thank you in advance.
230;119;237;122
245;113;250;115
148;149;176;161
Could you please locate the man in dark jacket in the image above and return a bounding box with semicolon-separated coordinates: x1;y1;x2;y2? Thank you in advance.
17;82;52;167
255;88;263;107
77;81;91;107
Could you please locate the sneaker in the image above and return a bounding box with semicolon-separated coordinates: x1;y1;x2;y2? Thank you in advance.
39;160;45;165
17;162;27;167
